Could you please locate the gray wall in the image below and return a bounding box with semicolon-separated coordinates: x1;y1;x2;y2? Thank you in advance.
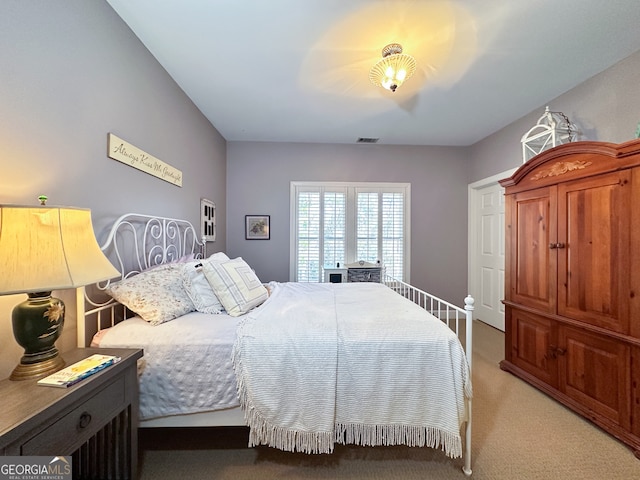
226;142;470;303
0;0;227;379
1;0;227;237
469;49;640;183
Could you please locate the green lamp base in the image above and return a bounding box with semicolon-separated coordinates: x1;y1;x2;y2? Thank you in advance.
9;292;66;381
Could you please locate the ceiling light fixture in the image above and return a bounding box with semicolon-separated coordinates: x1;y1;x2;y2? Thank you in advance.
369;43;416;92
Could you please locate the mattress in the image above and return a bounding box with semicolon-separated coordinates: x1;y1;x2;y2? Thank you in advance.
96;311;240;420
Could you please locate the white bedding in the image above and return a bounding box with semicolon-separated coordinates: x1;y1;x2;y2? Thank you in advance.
98;311;241;420
234;281;472;458
96;279;471;459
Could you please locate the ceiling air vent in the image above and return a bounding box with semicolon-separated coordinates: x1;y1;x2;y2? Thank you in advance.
357;137;379;144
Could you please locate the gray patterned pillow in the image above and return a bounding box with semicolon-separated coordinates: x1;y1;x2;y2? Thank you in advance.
182;252;230;314
106;263;195;325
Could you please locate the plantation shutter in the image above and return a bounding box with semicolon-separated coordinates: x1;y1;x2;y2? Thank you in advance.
291;182;409;282
296;191;320;282
323;191;346;270
381;192;404;279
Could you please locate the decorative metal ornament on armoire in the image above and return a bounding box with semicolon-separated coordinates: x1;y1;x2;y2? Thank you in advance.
521;106;579;163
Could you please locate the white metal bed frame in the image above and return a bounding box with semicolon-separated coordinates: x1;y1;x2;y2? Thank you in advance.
76;213;474;476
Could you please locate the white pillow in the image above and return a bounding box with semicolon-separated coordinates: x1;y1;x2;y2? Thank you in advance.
182;252;230;314
106;263;195;325
202;257;269;317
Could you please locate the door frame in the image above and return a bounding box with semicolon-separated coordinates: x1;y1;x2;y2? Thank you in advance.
467;168;517;330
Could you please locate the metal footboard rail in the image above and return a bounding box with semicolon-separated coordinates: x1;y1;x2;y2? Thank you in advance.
383;275;474;367
383;274;474;476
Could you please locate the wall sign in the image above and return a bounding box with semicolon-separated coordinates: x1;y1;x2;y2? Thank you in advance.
107;133;183;187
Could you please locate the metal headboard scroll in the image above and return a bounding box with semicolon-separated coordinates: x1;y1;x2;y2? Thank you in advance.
82;213;206;328
100;213;205;278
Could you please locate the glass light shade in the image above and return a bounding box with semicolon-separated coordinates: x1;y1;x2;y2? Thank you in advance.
369;44;416;92
0;205;120;294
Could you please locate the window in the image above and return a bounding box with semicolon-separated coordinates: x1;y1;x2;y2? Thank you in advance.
290;182;410;282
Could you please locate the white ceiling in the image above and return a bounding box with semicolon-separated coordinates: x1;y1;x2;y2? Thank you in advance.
106;0;640;146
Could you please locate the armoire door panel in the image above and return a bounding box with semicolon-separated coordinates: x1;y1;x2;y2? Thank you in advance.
510;309;557;387
632;346;640;437
557;172;631;333
559;327;630;428
508;187;557;313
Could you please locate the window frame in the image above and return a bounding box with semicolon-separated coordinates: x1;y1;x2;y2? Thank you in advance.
289;181;411;282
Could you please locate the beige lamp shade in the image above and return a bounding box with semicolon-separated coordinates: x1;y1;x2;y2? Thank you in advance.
0;205;120;295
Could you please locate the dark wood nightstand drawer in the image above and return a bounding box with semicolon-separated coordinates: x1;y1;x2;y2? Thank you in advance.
1;348;141;479
21;376;126;455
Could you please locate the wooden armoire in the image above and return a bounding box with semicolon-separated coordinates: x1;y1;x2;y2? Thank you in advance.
499;139;640;456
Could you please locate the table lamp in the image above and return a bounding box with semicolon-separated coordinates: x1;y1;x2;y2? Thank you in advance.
0;200;120;380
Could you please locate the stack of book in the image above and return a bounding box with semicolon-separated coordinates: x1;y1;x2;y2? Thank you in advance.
37;354;121;388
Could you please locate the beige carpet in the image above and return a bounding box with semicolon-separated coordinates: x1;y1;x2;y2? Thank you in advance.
138;321;640;479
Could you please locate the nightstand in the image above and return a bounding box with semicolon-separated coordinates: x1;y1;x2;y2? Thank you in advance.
0;348;143;480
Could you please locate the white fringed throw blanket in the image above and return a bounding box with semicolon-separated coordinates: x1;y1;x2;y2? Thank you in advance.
233;282;472;458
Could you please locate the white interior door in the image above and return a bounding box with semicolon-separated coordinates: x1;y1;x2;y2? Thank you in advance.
468;169;515;332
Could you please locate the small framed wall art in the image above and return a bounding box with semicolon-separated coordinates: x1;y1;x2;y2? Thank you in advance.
201;198;216;242
245;215;270;240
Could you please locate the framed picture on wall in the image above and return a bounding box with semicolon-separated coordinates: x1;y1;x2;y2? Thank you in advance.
201;198;216;242
245;215;270;240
